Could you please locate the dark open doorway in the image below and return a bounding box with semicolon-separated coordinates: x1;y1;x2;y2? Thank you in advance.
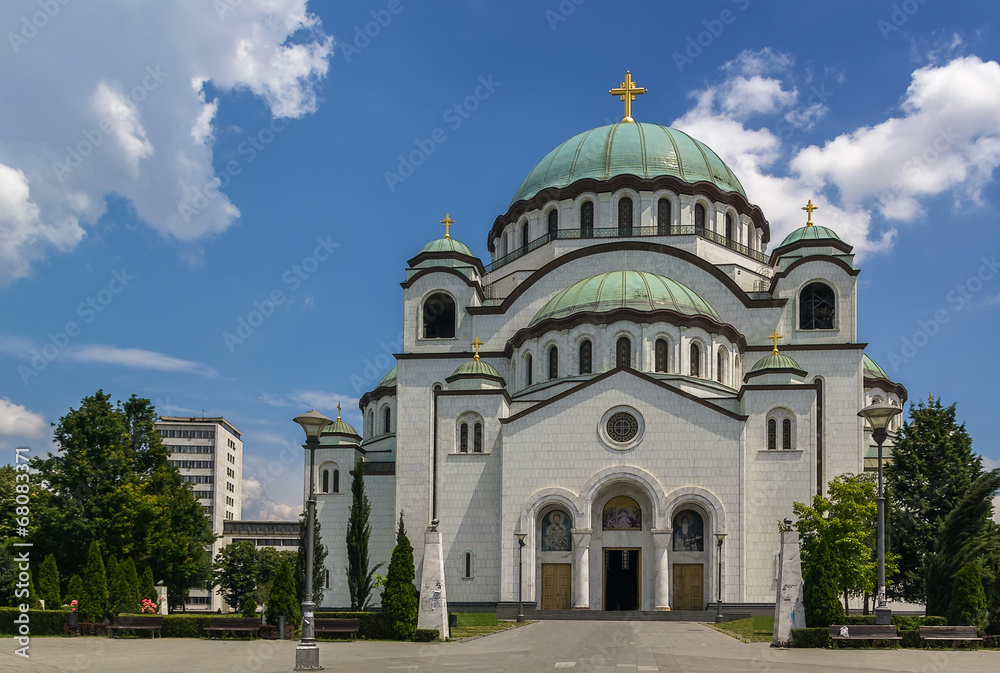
604;548;639;611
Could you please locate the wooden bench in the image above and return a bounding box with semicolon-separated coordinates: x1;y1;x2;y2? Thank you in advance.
107;615;163;638
314;618;361;641
829;624;902;648
203;617;261;640
919;625;983;649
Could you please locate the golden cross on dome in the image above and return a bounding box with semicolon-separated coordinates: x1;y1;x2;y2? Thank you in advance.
609;71;647;123
801;200;818;227
768;329;783;355
336;402;341;421
470;336;484;361
440;213;455;239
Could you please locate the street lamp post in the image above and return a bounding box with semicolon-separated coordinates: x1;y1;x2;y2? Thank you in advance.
858;403;902;626
714;533;727;623
515;533;526;622
293;410;332;671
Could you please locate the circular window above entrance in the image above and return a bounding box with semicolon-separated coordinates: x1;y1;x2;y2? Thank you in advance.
598;406;644;451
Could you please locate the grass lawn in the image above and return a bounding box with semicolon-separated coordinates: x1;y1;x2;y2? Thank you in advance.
448;613;522;639
712;616;774;643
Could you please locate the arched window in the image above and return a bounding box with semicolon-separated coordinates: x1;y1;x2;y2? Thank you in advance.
618;197;633;236
459;423;469;453
782;419;792;450
548;346;558;380
655;338;668;372
767;419;777;450
726;213;734;240
581;201;594;238
579;340;592;375
689;342;701;377
500;235;507;258
616;337;631;368
325;568;330;589
521;221;529;250
695;203;706;230
717;348;726;385
333;469;339;493
657;198;671;235
525;354;533;386
423;292;456;338
366;410;373;438
800;282;836;330
548;209;558;238
464;552;473;578
383;407;391;434
321;469;329;493
473;423;483;453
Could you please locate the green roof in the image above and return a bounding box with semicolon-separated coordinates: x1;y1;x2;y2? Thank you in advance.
419;237;474;257
510;123;746;206
451;359;501;379
530;271;720;327
322;418;359;438
749;352;805;374
863;354;890;380
777;225;842;248
375;366;397;389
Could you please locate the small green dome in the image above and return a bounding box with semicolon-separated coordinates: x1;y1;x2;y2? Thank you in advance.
376;366;397;389
511;123;746;206
777;225;842;249
749;352;805;374
419;237;475;257
322;418;360;438
452;359;501;379
530;271;720;327
863;354;889;380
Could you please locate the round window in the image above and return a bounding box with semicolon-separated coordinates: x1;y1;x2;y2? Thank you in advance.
598;406;644;450
606;412;638;443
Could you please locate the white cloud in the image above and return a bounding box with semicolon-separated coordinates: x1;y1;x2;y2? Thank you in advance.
67;345;214;375
0;1;333;285
671;52;1000;256
289;390;360;415
0;398;47;447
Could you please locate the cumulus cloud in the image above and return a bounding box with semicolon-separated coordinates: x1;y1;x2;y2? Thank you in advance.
671;51;1000;256
0;398;47;448
67;345;215;375
0;0;333;285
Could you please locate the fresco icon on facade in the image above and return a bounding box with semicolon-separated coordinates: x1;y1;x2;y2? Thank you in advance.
602;496;641;530
541;509;572;551
672;509;704;551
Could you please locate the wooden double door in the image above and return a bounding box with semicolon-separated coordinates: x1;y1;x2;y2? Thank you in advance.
541;563;572;610
672;563;704;610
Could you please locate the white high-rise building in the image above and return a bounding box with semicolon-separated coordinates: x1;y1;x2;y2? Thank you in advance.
157;415;243;612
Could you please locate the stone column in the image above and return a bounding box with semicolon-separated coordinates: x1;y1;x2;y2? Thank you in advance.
571;529;591;610
417;523;450;640
773;528;806;646
652;529;672;610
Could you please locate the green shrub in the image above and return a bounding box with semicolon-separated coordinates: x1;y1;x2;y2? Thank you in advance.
921;615;948;627
315;611;388;639
791;627;831;648
66;574;83;605
160;614;213;638
264;560;300;628
37;554;61;610
140;567;157;604
413;628;439;642
844;615;875;625
80;542;107;623
0;607;69;635
983;634;1000;648
802;537;844;627
381;512;418;640
948;560;987;630
899;629;920;648
241;596;258;618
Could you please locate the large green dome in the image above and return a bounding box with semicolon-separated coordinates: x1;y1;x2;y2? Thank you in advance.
510;123;746;206
418;237;474;257
777;225;842;248
530;271;720;326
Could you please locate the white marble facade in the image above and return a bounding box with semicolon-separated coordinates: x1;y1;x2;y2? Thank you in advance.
309;121;906;613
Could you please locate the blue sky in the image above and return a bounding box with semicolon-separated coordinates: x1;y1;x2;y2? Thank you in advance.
1;1;999;519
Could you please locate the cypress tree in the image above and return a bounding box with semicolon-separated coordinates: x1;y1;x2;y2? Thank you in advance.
109;560;132;615
296;510;328;606
122;559;140;613
381;511;418;640
81;541;107;622
346;458;383;611
140;566;157;603
66;574;84;605
241;595;258;618
37;554;62;609
948;560;987;630
265;560;300;628
803;536;845;627
105;556;119;598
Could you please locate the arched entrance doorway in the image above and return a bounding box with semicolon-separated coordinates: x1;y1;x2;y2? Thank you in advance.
669;505;709;610
590;484;654;611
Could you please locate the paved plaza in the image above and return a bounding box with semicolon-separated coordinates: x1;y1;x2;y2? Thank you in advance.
3;621;998;673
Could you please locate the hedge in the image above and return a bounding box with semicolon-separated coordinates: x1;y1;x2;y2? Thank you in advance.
984;635;1000;648
899;629;920;648
315;611;389;640
0;608;69;636
413;628;438;642
161;614;214;638
791;627;831;648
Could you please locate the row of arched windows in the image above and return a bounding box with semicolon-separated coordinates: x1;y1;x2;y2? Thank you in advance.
321;468;340;493
458;421;484;453
364;406;393;438
767;419;793;451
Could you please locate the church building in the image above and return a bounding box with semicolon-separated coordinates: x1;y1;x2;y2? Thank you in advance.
309;73;906;615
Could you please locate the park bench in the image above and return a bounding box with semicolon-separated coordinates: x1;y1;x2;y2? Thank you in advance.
314;618;361;641
203;617;261;640
828;624;902;648
107;615;163;638
919;625;983;649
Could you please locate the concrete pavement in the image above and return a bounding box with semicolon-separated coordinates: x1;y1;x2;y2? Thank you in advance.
3;621;997;673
